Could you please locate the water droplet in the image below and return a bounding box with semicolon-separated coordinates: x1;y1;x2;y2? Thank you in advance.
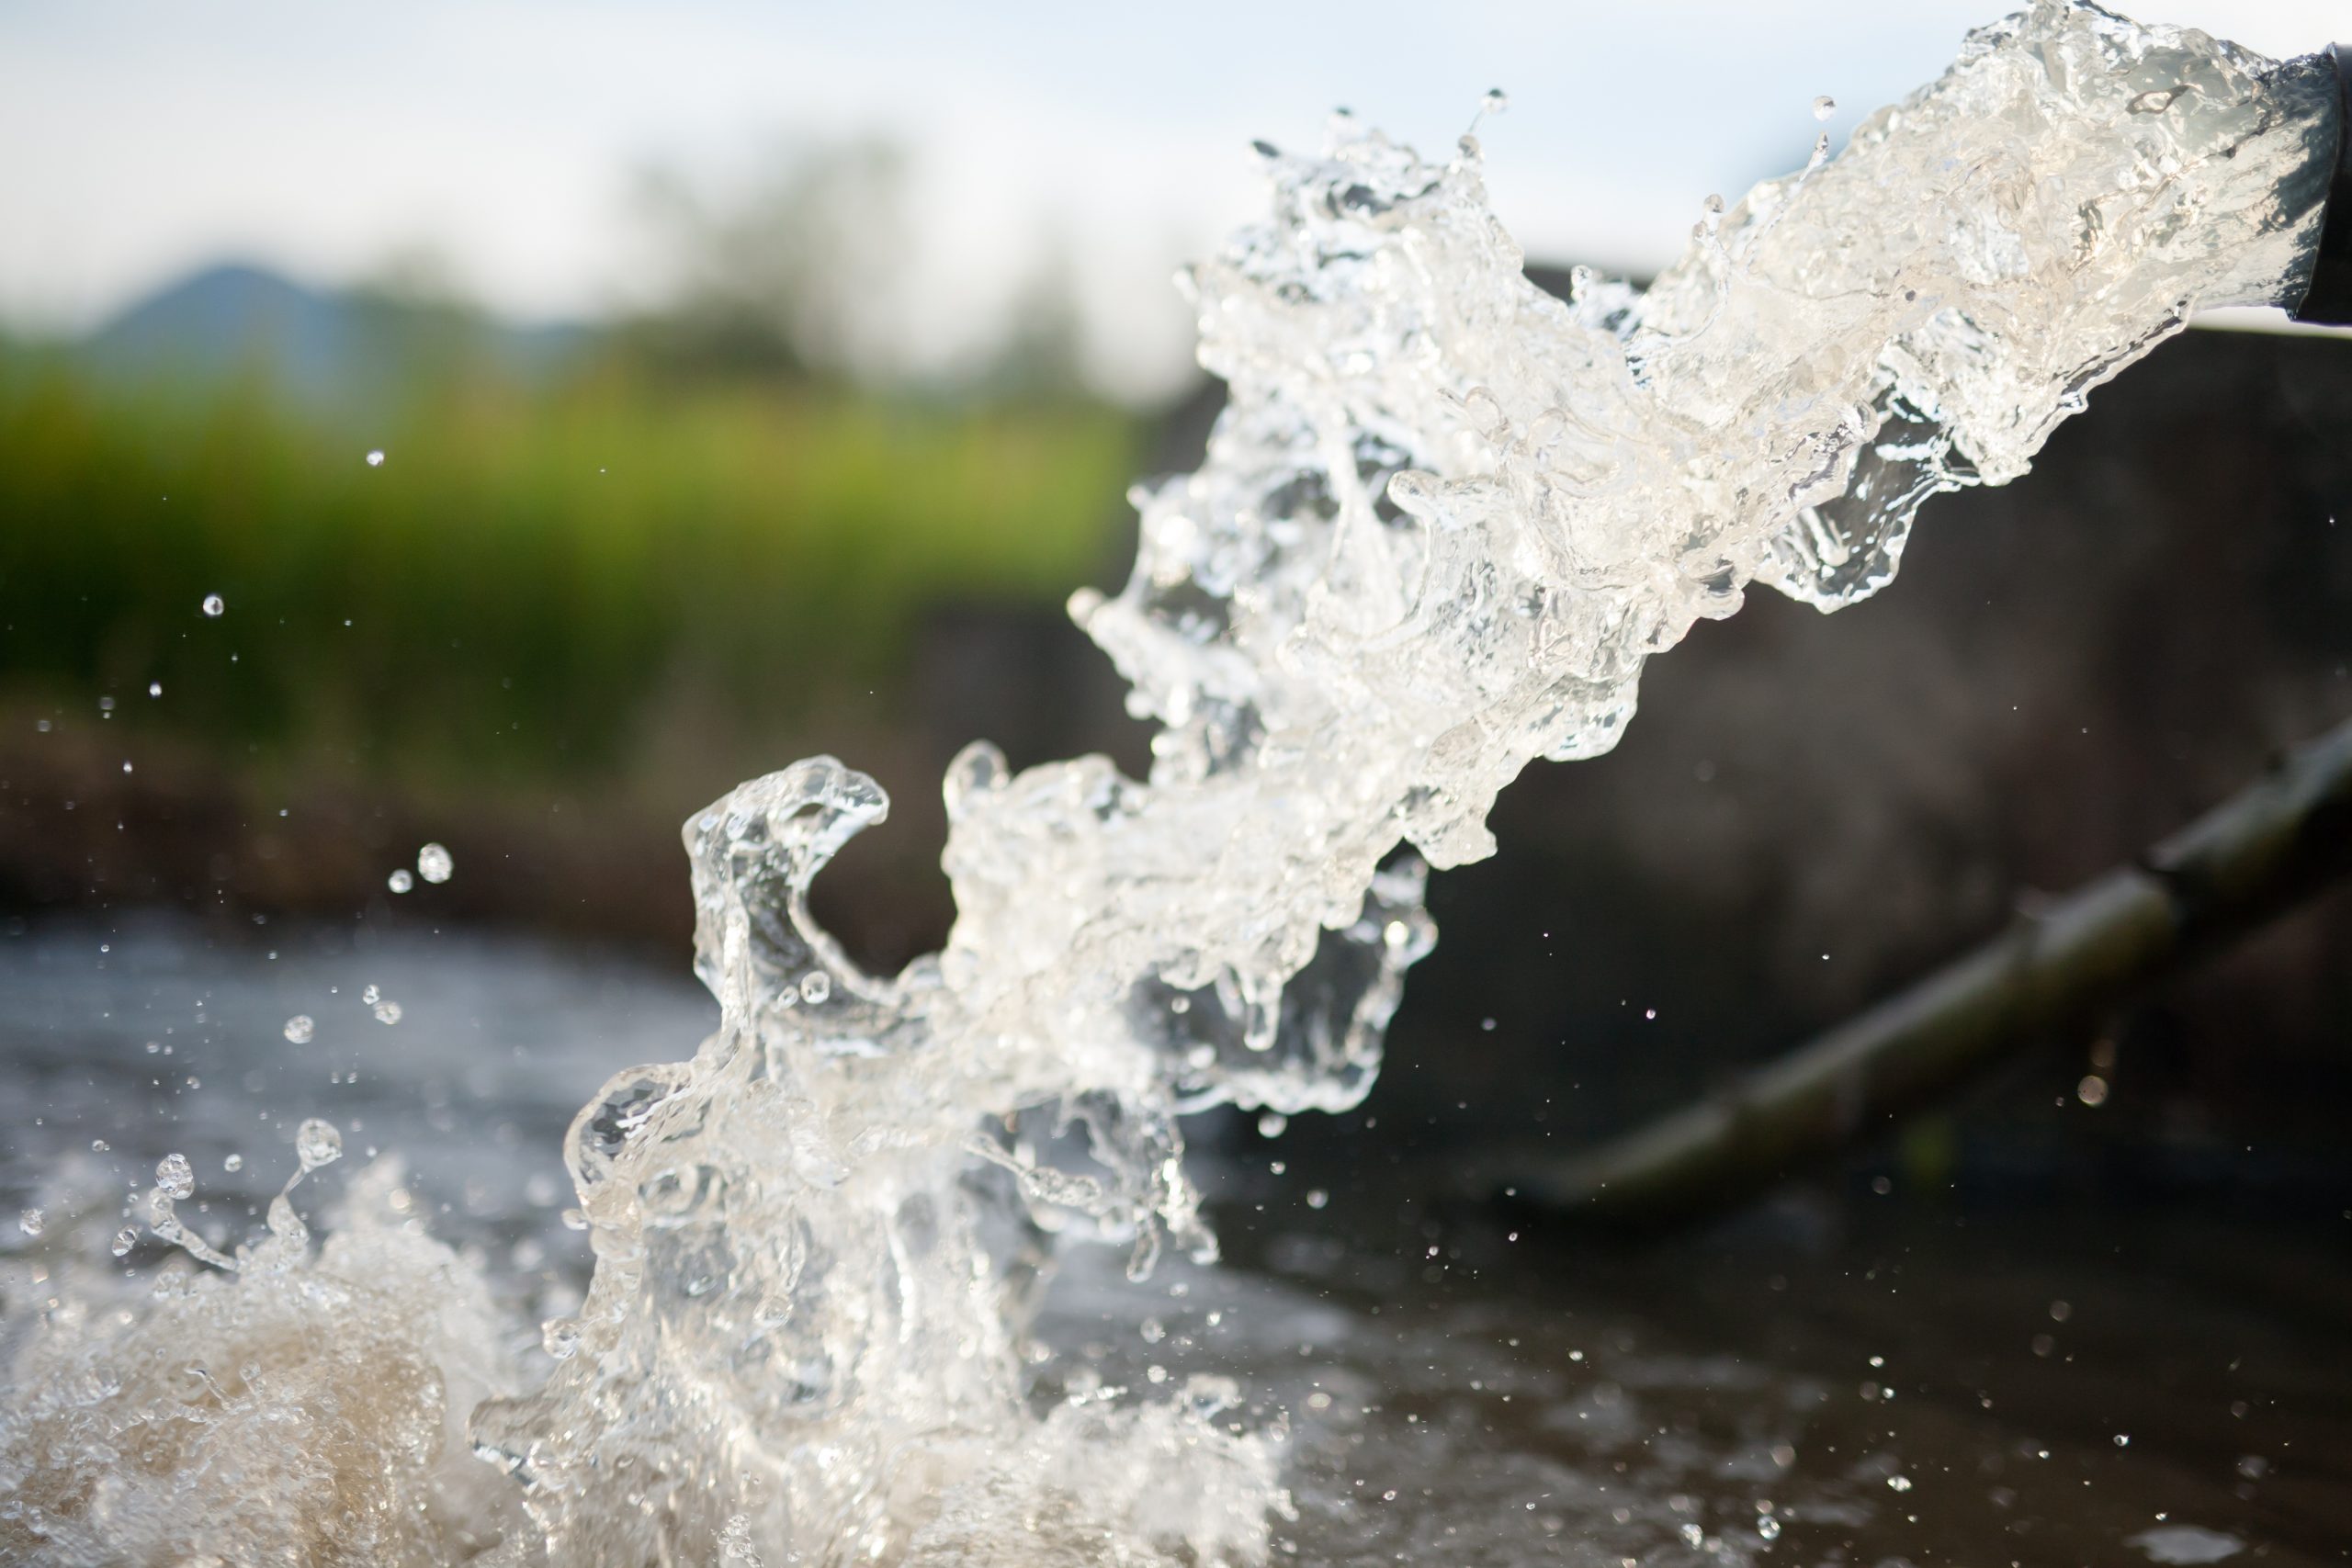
543;1317;583;1359
17;1208;42;1237
2076;1073;2109;1106
361;985;381;1006
223;1153;243;1172
1483;87;1509;114
148;681;163;697
1139;1316;1166;1344
155;1152;195;1200
387;868;413;894
416;842;454;884
1887;1474;1913;1493
1808;131;1832;169
283;1014;314;1044
1758;1516;1781;1541
1256;1112;1287;1138
798;970;831;1005
89;1138;109;1154
1813;95;1837;120
296;1118;343;1170
111;1225;137;1258
373;999;403;1025
200;593;224;618
1306;1189;1329;1210
366;448;386;467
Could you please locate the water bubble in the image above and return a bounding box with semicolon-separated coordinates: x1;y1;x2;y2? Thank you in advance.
798;970;831;1005
200;593;224;618
387;868;413;894
17;1208;42;1237
416;842;454;884
295;1118;343;1170
155;1152;196;1201
223;1153;243;1173
111;1226;137;1257
366;448;386;467
283;1014;314;1044
1139;1316;1166;1344
373;999;403;1025
1813;95;1837;120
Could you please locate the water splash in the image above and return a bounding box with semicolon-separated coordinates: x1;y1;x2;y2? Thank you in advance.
0;4;2335;1563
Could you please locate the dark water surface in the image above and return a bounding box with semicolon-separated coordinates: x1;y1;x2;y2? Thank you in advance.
3;918;2344;1565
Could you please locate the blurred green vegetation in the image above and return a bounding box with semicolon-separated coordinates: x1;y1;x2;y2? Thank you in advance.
0;346;1137;790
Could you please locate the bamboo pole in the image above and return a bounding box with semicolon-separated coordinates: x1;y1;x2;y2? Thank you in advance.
1509;713;2352;1227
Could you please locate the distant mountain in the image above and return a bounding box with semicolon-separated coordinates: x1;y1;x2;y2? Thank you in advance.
80;262;586;399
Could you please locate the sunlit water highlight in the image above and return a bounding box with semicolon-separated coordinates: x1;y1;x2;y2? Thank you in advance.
0;4;2336;1562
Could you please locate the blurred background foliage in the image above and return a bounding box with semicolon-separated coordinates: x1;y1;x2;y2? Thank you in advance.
0;349;1130;785
0;138;1139;920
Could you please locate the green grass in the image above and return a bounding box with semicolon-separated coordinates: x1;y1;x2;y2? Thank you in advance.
0;353;1137;788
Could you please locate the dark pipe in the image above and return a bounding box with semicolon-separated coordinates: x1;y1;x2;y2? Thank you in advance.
2290;43;2352;324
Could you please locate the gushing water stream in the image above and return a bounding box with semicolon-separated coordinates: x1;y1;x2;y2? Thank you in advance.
0;5;2336;1563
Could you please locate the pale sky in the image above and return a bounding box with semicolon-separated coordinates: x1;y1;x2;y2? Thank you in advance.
1;1;2341;397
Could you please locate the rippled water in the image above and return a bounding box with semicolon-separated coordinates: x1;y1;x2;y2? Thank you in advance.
6;920;2346;1564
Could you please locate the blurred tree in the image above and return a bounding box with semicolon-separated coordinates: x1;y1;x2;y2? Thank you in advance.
617;138;912;385
978;226;1091;403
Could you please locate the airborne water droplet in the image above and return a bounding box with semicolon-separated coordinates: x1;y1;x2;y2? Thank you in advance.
112;1226;137;1258
388;868;413;894
1814;95;1837;119
17;1208;42;1237
416;842;454;884
295;1118;343;1171
200;594;224;618
283;1014;314;1044
798;971;831;1005
155;1153;195;1201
